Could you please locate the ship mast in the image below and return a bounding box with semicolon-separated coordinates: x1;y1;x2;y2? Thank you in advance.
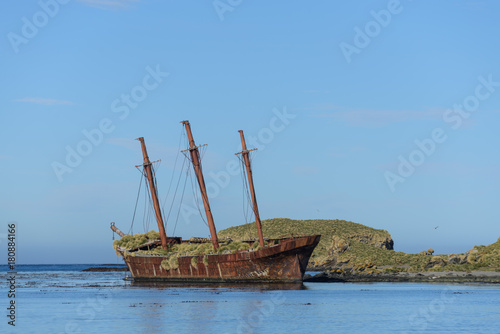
181;121;219;249
136;137;169;250
236;130;265;247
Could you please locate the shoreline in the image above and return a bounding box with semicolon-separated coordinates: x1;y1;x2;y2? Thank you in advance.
304;270;500;284
83;266;500;284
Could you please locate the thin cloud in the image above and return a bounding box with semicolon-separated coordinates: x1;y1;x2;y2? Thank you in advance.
106;137;138;151
78;0;139;9
460;1;487;10
310;105;443;127
302;90;331;94
378;161;500;178
15;97;74;106
329;146;366;158
292;165;319;175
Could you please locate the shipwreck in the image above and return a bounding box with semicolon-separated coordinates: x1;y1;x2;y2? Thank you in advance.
111;121;320;283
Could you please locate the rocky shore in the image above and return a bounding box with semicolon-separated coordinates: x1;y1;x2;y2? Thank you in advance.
304;270;500;284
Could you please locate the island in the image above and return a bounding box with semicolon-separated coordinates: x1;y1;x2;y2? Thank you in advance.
218;218;500;283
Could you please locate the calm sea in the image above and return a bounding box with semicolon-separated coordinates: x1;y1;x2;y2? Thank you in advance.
1;264;499;334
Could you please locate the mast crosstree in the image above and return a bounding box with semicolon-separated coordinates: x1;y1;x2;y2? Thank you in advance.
236;130;265;247
136;137;169;250
181;120;220;249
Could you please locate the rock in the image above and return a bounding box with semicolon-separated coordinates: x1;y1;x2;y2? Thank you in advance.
330;236;350;254
348;235;394;250
418;248;435;256
466;252;478;263
448;254;468;265
425;257;446;269
376;238;395;250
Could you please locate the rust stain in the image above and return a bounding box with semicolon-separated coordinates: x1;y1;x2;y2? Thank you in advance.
121;235;321;283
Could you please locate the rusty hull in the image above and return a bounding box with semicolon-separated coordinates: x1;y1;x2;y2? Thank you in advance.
121;235;321;283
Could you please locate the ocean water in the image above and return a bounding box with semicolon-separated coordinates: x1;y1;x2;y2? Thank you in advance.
1;265;499;333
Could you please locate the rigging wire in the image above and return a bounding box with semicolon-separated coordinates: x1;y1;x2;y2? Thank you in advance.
247;151;258;219
199;143;207;161
173;166;190;236
130;145;170;236
178;123;211;230
142;166;157;233
151;161;164;231
164;156;187;231
196;149;210;227
186;159;209;228
153;160;167;226
142;169;149;232
142;173;148;232
182;148;209;228
161;126;184;213
128;171;144;235
238;155;249;224
238;153;255;224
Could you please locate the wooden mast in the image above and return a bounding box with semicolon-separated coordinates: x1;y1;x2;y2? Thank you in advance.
236;130;265;247
181;121;219;249
136;137;169;250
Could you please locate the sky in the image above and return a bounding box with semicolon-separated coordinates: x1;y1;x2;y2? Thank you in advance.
1;0;499;264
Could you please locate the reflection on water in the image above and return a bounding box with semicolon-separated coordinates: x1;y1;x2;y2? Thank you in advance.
5;267;500;334
130;281;307;291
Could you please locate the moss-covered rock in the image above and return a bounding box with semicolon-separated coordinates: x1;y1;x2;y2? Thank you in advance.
218;218;393;268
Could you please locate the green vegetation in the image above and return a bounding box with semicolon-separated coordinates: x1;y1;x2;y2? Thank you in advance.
218;218;393;267
328;232;500;273
113;231;253;256
114;232;254;271
114;218;500;273
191;256;198;269
218;218;500;272
113;230;160;250
160;254;179;270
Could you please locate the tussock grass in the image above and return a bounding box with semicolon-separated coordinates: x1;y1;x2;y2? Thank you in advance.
113;230;160;250
114;219;500;272
116;237;254;271
218;218;393;267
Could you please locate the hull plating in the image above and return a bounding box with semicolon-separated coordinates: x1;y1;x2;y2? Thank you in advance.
122;235;321;283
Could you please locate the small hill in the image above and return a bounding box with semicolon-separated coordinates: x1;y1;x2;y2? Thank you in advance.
331;237;500;273
115;218;500;273
217;218;394;267
445;237;500;271
218;218;500;272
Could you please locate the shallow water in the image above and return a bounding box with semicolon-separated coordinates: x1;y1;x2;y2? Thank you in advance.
1;265;499;333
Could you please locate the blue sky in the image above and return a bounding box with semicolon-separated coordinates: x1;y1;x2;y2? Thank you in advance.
1;0;499;264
